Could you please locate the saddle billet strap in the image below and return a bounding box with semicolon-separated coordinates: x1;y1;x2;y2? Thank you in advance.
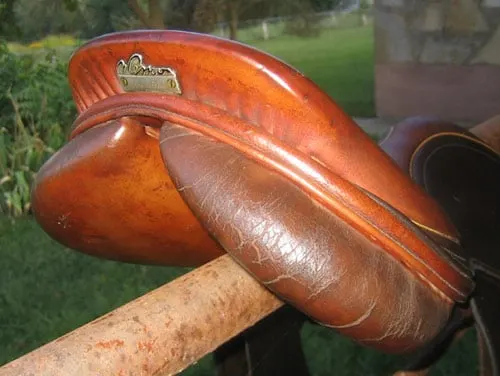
473;272;500;376
381;117;500;375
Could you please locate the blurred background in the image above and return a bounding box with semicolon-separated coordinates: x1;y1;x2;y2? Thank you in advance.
0;0;486;374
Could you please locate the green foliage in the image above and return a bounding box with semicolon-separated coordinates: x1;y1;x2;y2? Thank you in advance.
13;0;87;43
5;0;373;44
310;0;343;12
0;0;21;41
276;0;322;38
0;42;76;217
81;0;137;37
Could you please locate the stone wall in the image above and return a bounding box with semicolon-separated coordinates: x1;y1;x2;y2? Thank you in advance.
375;0;500;122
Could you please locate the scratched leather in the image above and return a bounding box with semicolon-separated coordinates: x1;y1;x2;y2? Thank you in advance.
160;123;451;354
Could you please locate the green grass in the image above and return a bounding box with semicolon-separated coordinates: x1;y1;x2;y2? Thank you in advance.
0;26;477;374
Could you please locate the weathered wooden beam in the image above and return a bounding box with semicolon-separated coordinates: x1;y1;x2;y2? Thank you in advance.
0;255;283;376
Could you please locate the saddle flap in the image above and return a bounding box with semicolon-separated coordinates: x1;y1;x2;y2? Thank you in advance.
158;121;454;354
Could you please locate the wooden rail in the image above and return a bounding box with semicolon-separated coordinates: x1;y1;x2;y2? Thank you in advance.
0;255;283;376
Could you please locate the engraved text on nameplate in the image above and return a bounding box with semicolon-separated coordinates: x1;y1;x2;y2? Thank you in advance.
116;53;182;95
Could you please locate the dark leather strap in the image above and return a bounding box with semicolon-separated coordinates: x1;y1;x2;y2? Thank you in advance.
473;272;500;376
214;306;309;376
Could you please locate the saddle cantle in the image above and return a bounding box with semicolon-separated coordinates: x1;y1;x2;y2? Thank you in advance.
381;116;500;374
32;31;475;357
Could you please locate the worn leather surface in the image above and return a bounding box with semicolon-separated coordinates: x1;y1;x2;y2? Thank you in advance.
159;122;453;353
31;31;479;355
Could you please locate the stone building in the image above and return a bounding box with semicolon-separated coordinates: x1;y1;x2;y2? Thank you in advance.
375;0;500;123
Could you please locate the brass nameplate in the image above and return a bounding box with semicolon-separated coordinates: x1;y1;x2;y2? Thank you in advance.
116;53;182;95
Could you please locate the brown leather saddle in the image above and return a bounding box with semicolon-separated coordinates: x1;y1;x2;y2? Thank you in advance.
31;30;500;375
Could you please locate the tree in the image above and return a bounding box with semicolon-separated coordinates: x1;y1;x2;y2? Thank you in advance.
310;0;343;12
193;0;270;40
280;0;322;37
127;0;165;29
123;0;201;31
5;0;341;43
80;0;131;37
13;0;86;42
0;0;21;41
168;0;199;31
